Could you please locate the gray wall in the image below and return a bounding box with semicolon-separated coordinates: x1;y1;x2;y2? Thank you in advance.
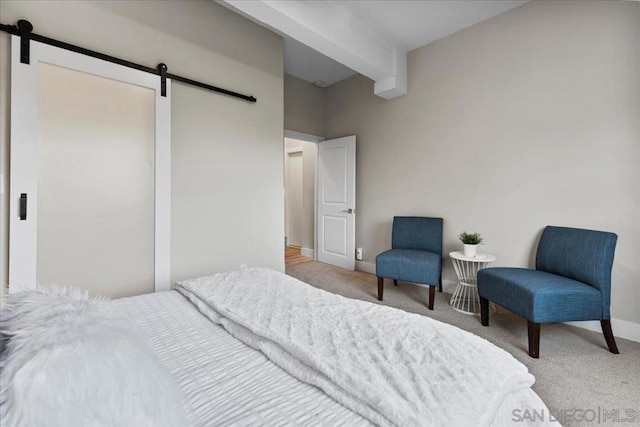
325;1;640;325
284;73;326;137
0;0;285;299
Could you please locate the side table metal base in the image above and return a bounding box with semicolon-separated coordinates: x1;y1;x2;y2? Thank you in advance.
450;281;495;315
449;251;497;316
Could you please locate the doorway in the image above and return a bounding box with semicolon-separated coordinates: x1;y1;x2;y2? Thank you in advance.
284;137;317;265
283;131;357;271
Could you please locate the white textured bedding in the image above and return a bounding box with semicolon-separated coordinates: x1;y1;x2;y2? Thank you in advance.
112;290;369;426
113;274;553;426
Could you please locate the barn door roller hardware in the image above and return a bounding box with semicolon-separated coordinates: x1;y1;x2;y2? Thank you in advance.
17;20;32;64
0;20;257;103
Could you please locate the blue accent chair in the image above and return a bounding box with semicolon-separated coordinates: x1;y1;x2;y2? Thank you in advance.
376;217;443;310
477;226;619;358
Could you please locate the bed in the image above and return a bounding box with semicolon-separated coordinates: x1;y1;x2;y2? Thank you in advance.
1;268;555;426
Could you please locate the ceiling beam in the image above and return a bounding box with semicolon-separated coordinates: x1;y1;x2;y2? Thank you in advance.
219;0;407;99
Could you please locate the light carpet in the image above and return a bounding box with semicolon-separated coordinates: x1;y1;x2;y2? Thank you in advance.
286;261;640;427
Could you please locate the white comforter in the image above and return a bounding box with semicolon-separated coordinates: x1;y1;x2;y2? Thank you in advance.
176;268;537;427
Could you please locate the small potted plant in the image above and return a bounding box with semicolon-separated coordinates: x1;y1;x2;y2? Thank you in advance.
458;232;483;257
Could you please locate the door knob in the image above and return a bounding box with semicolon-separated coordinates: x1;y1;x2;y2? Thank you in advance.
341;208;354;214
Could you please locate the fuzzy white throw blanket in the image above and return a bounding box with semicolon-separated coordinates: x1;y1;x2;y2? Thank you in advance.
1;288;186;427
176;268;535;427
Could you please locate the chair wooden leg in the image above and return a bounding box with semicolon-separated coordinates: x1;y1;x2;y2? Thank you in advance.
393;279;398;287
427;286;435;310
377;277;384;301
438;274;442;293
480;297;489;326
527;321;540;358
601;319;619;354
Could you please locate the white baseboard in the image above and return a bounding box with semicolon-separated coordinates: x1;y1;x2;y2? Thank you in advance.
441;279;457;294
565;318;640;343
301;247;315;258
355;260;376;274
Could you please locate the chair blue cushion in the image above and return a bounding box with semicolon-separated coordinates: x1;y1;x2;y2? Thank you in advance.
478;268;603;323
376;249;441;286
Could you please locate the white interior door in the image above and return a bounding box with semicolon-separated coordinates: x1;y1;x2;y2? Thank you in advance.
9;36;171;295
317;135;356;270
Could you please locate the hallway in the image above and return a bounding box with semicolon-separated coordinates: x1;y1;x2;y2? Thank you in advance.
285;246;313;267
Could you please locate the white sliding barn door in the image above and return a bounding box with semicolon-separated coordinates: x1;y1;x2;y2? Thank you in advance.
9;36;171;296
317;136;356;270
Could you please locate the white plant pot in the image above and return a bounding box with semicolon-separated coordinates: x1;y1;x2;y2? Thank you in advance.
463;244;478;258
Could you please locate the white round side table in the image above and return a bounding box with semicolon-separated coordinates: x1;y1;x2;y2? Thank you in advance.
449;251;496;315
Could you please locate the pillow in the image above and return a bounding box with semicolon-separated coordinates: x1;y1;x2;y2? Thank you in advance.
0;287;187;427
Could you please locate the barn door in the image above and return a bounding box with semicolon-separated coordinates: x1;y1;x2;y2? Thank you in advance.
9;36;171;297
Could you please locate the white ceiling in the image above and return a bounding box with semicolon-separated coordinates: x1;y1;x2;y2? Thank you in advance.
276;0;527;87
283;36;358;87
